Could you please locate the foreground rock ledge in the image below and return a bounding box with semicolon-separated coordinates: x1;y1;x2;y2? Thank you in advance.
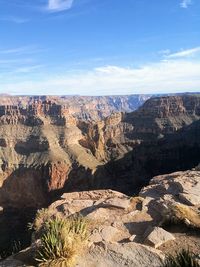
1;170;200;266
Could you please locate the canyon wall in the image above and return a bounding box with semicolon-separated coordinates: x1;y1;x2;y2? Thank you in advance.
0;94;151;121
0;95;200;209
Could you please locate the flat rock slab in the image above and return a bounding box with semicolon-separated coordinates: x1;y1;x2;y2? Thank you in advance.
76;242;164;267
100;226;120;242
144;227;175;248
86;207;111;221
102;197;130;210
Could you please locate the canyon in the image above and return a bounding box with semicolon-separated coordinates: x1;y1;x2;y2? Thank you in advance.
0;94;151;121
0;94;200;210
0;94;200;263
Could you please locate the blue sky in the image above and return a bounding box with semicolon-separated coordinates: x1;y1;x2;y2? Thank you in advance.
0;0;200;95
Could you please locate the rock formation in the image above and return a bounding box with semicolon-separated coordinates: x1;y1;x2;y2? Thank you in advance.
0;95;200;209
1;170;200;266
0;94;151;121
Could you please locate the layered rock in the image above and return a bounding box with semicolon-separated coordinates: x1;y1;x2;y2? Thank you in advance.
0;101;102;209
1;95;200;209
83;95;200;160
0;94;151;121
78;95;200;194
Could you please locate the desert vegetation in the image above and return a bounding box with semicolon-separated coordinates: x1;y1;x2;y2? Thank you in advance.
161;203;200;229
32;212;88;267
162;249;200;267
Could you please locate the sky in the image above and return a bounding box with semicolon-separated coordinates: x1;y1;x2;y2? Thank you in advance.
0;0;200;95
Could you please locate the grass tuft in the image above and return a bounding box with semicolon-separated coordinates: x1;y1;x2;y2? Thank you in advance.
161;203;200;229
162;249;200;267
35;215;88;267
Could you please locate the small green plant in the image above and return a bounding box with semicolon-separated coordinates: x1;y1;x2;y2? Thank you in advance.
162;249;200;267
35;215;88;267
68;215;88;239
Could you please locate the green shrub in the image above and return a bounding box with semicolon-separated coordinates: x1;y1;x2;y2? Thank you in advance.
35;215;88;267
162;249;200;267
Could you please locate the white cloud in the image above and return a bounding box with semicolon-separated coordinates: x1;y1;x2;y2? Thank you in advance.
48;0;74;12
0;60;200;95
180;0;192;8
166;47;200;58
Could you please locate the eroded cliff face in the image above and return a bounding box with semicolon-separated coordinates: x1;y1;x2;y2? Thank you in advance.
0;94;151;121
0;101;105;209
76;95;200;193
82;95;200;161
0;95;200;209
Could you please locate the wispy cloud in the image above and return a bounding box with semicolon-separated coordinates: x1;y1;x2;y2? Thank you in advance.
0;60;200;95
14;65;44;74
0;58;34;65
47;0;74;12
0;45;44;55
180;0;192;8
166;47;200;58
0;16;29;24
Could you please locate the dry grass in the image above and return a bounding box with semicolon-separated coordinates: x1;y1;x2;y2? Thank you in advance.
162;249;200;267
35;215;88;267
162;203;200;229
28;208;53;232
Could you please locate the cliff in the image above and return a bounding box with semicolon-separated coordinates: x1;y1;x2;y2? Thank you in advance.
0;95;200;210
0;94;151;121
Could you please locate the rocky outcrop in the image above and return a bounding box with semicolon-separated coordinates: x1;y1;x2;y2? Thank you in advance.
140;170;200;206
0;242;163;267
76;242;163;267
0;189;165;266
1;169;200;266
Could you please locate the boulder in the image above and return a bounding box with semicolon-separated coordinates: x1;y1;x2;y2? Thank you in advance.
144;227;175;248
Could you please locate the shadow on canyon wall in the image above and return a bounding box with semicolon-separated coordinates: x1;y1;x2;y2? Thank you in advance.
62;119;200;196
0;168;49;258
0;208;36;259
